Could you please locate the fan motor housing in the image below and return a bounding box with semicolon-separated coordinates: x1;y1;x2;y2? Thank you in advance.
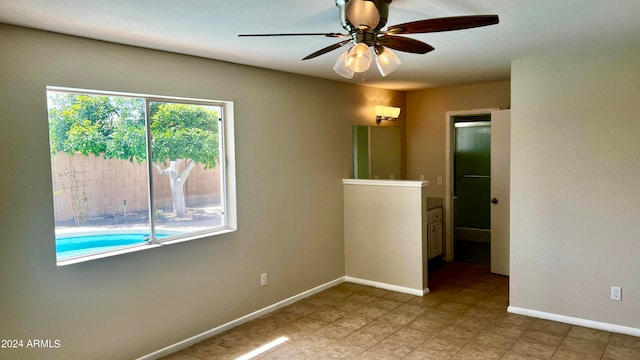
336;0;391;33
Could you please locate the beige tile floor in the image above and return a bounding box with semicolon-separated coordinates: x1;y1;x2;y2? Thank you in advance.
161;262;640;360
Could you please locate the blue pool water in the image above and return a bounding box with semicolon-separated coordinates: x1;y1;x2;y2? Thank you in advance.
56;233;170;258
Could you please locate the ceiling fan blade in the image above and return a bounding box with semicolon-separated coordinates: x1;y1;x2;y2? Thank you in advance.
387;15;499;34
239;32;348;38
377;35;434;54
302;39;352;60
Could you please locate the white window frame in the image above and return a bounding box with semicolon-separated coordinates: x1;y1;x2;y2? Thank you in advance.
48;86;237;266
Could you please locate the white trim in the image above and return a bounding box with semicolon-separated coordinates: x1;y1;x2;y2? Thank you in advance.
221;100;237;231
342;179;429;188
454;121;491;128
138;277;345;360
56;228;238;267
345;276;429;297
508;306;640;337
47;85;226;105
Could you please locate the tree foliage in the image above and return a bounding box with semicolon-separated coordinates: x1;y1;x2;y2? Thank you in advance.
150;103;219;169
47;92;220;216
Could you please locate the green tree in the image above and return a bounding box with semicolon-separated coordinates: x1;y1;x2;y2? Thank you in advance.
47;92;219;217
149;103;219;216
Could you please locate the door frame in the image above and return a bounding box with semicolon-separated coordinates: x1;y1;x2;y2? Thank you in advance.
444;108;499;262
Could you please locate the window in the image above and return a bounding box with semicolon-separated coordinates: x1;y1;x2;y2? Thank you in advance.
47;87;236;265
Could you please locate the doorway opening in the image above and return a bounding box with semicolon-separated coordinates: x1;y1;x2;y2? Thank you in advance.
444;108;510;275
444;108;498;265
452;115;491;264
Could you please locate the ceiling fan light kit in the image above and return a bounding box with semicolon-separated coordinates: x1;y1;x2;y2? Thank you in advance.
239;0;499;79
333;44;401;79
347;43;372;72
374;45;401;77
333;51;355;79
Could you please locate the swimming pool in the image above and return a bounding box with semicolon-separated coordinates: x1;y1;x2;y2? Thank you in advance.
56;233;170;258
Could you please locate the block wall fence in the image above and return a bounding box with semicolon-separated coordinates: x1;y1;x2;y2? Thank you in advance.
50;153;221;222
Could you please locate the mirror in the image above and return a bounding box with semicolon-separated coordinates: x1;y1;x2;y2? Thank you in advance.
353;125;401;179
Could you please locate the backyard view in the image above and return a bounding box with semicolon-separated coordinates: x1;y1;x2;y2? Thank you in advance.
47;89;225;260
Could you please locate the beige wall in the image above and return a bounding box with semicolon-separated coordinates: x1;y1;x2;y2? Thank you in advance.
510;47;640;329
405;81;511;197
0;24;404;359
369;126;402;179
343;181;427;293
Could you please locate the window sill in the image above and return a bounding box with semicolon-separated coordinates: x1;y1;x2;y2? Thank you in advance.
56;228;236;267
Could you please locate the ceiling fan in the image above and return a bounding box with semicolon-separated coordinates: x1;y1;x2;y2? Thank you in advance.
239;0;499;79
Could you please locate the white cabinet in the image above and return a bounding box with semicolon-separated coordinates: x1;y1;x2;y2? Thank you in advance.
429;222;443;258
427;207;443;259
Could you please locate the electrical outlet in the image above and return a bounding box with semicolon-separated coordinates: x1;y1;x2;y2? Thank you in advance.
611;286;622;301
437;177;443;186
419;175;425;181
261;273;268;287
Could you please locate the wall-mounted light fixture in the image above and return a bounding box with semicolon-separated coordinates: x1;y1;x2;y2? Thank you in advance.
375;105;401;124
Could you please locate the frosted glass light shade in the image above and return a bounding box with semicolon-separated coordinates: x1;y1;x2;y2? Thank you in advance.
346;43;371;73
375;105;401;119
333;50;355;79
375;47;401;77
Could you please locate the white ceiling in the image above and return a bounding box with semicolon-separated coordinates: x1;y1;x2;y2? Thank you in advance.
1;0;640;91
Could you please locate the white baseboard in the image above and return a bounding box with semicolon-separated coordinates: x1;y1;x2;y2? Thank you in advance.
508;306;640;337
345;276;428;297
138;277;345;360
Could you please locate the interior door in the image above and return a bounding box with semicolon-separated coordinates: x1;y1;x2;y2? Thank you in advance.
490;110;511;276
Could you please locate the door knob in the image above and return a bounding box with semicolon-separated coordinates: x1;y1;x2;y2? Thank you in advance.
491;198;499;204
